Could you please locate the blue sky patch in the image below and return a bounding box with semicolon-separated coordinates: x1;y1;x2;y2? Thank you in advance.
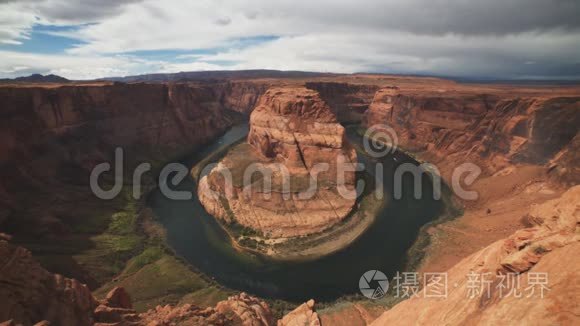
0;24;87;54
117;35;279;63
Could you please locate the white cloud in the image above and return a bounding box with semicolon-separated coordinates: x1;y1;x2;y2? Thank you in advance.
0;2;38;44
0;0;579;79
0;50;234;80
0;50;157;79
192;31;580;78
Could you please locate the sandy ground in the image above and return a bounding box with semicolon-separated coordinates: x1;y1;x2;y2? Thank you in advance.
319;303;387;326
418;164;562;274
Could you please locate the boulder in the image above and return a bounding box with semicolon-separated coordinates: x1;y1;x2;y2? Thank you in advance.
278;299;320;326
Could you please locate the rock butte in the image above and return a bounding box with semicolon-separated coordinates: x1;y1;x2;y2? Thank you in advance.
198;86;358;238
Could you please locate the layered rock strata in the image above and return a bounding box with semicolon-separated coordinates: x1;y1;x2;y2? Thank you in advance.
371;185;580;325
198;87;357;238
365;88;580;180
306;82;379;123
0;82;269;244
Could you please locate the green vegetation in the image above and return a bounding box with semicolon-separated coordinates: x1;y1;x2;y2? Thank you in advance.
20;185;229;313
124;246;165;274
84;191;230;312
73;191;144;282
227;220;263;237
95;253;229;312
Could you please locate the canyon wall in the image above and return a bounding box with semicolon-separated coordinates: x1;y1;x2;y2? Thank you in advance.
0;82;258;238
0;238;98;325
364;88;580;181
214;80;271;114
306;82;379;123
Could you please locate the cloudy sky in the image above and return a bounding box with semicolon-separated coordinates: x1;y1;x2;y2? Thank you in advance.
1;0;579;80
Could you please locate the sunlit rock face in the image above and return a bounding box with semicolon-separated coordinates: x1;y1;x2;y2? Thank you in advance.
198;86;358;238
365;87;580;180
371;185;580;326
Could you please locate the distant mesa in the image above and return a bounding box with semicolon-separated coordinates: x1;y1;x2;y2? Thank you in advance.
99;69;338;83
0;73;70;83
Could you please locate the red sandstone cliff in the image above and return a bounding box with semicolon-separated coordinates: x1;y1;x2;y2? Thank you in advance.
215;80;271;114
0;81;265;289
306;82;379;123
0;239;98;325
0;82;251;239
371;185;580;325
364;87;580;181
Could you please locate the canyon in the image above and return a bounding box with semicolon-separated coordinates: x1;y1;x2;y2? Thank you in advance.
0;73;578;325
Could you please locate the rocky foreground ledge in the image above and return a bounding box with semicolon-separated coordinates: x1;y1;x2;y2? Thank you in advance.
0;236;319;326
198;86;358;240
371;185;580;325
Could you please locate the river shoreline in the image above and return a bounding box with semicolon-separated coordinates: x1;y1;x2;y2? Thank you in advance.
148;122;451;302
212;177;385;262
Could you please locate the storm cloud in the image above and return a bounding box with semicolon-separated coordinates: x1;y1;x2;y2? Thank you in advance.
1;0;579;79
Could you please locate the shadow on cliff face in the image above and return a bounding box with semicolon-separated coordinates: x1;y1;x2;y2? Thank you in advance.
0;82;260;287
513;97;580;164
305;82;380;124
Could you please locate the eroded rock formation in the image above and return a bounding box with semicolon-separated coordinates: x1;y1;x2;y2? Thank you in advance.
365;87;580;180
0;82;247;248
139;292;274;326
0;240;98;325
371;185;580;325
278;299;320;326
306;82;379;123
0;238;315;326
199;86;358;238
